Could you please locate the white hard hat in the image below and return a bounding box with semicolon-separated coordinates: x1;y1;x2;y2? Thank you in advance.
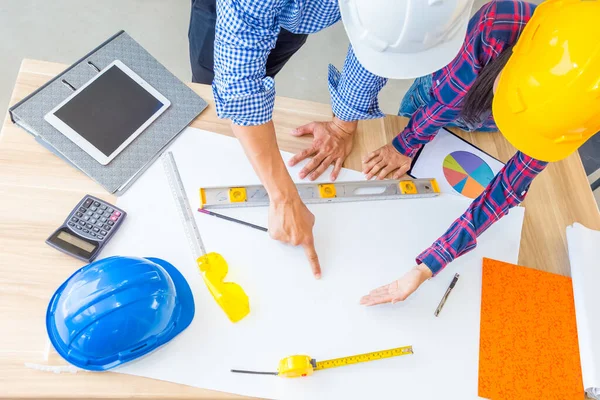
339;0;476;79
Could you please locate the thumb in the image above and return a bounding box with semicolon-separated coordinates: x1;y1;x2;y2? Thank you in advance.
291;123;316;137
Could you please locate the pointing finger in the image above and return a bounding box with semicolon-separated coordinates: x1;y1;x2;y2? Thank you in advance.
303;241;321;279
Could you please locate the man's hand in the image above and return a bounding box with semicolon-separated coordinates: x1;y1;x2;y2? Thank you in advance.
288;117;357;181
362;143;413;180
232;121;322;278
360;264;433;306
269;197;321;279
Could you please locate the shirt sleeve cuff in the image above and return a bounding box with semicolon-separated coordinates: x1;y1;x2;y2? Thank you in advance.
392;132;421;158
415;243;453;276
328;64;386;122
212;77;276;126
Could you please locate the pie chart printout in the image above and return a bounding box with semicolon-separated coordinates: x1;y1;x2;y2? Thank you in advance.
442;151;495;199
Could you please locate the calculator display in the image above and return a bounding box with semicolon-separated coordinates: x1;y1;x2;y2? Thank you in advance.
57;231;96;253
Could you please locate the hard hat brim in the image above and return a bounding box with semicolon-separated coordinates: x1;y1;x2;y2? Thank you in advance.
492;82;581;163
146;257;195;339
340;4;473;79
493;109;579;163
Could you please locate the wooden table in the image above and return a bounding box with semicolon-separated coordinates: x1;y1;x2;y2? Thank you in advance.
1;59;598;399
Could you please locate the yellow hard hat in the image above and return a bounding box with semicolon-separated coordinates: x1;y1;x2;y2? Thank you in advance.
492;0;600;162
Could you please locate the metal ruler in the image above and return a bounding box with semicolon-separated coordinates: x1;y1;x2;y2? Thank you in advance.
200;178;439;209
162;152;206;259
314;345;414;371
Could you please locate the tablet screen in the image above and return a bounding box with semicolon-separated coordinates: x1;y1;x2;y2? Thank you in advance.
53;65;165;156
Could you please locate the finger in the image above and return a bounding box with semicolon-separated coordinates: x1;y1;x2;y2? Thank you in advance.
371;293;406;306
377;166;395;180
330;158;343;181
362;149;381;164
303;242;321;279
368;280;399;296
299;152;326;179
362;155;382;174
361;282;403;306
288;146;317;167
290;122;316;137
361;294;395;306
392;163;410;179
365;161;386;180
393;169;405;179
309;157;334;181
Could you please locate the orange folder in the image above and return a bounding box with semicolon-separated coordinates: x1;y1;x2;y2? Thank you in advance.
479;258;584;400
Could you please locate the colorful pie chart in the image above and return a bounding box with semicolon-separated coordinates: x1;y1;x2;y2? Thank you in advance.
443;151;494;199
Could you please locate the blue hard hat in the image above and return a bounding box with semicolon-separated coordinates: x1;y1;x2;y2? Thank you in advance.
46;256;195;371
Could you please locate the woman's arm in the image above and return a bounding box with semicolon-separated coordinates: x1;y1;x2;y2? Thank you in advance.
417;151;548;275
361;151;548;305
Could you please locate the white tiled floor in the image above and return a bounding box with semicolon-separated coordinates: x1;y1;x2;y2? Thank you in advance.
1;0;597;204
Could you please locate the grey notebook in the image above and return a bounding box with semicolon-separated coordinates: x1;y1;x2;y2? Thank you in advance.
9;31;207;195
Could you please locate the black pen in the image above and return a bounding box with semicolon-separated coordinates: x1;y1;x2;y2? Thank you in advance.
434;273;459;317
198;208;268;232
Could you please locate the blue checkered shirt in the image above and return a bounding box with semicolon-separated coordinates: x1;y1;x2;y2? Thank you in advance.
212;0;387;126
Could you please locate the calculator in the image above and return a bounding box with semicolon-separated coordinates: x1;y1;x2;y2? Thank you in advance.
46;195;126;262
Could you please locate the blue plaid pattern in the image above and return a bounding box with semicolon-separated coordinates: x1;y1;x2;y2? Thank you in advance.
212;0;546;276
212;0;387;125
329;46;387;121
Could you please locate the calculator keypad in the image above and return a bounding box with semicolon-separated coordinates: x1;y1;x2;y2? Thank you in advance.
69;196;124;242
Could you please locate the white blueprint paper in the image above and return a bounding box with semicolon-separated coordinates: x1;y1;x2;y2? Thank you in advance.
103;128;525;399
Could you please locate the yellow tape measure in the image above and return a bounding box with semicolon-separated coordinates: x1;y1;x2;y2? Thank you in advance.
231;345;413;378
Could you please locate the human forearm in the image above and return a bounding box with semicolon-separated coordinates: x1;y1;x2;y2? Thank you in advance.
233;121;322;277
416;152;548;275
232;121;298;203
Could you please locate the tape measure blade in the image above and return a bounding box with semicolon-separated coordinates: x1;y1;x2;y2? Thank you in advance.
314;345;413;371
162;152;206;259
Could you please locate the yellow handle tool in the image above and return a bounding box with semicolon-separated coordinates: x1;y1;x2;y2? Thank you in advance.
231;345;413;377
197;252;249;323
163;152;250;323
